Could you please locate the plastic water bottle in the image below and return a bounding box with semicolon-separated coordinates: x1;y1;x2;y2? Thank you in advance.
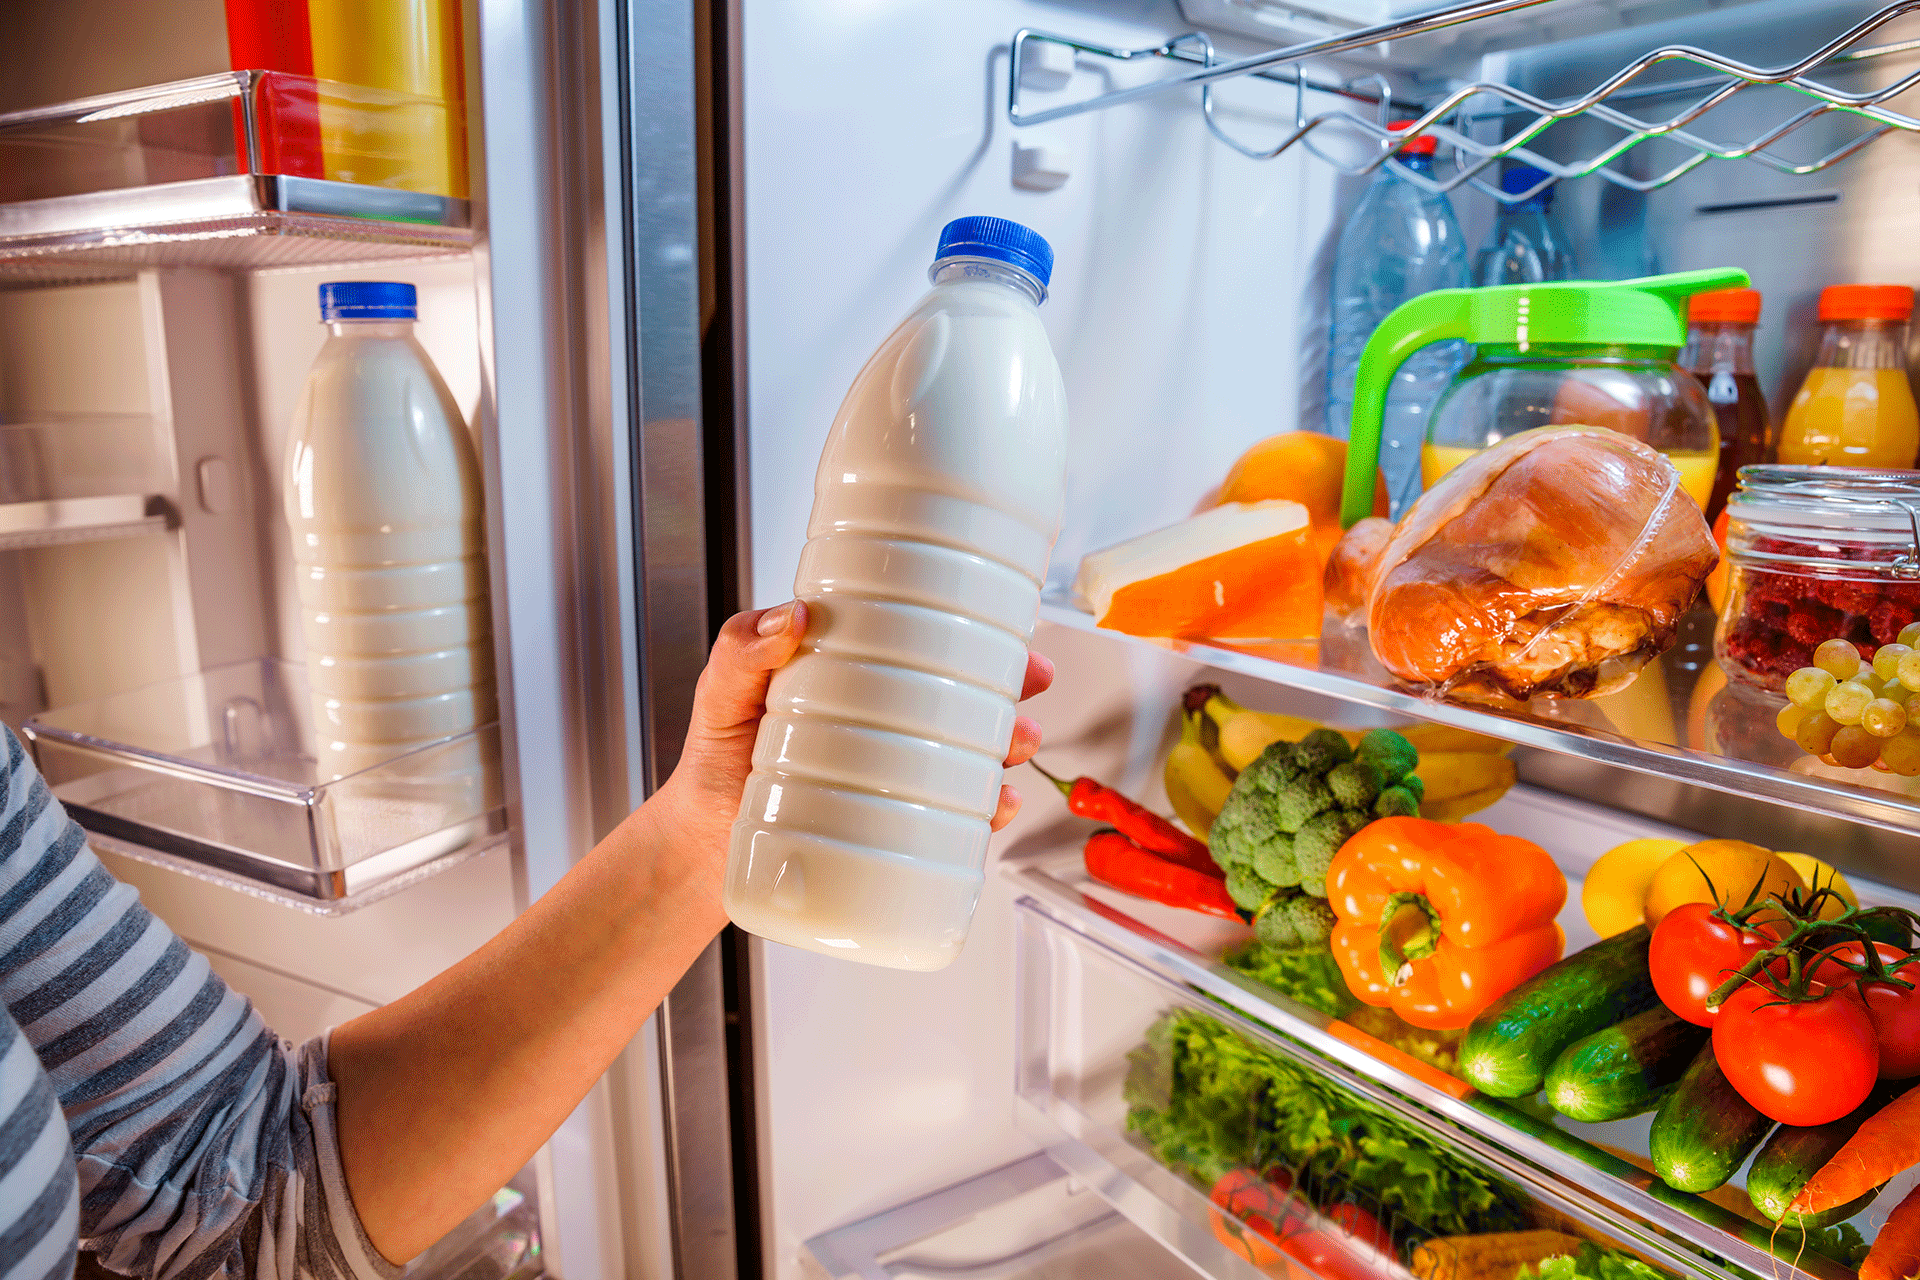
724;217;1068;972
1474;165;1578;286
285;282;493;789
1326;126;1470;515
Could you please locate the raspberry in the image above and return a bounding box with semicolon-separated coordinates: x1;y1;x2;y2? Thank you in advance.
1747;572;1803;606
1872;599;1917;645
1785;601;1842;647
1765;648;1809;678
1830;580;1882;615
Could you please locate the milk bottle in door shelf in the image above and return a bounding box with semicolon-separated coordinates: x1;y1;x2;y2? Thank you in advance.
725;216;1068;971
286;281;495;822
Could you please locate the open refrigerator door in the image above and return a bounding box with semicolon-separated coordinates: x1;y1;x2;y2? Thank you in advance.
0;1;717;1277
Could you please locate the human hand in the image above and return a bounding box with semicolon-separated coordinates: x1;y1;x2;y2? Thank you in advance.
654;601;1056;905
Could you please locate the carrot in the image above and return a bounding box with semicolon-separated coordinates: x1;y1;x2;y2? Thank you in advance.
1789;1081;1920;1216
1860;1183;1920;1280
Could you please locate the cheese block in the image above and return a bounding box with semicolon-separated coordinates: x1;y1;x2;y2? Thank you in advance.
1072;500;1321;640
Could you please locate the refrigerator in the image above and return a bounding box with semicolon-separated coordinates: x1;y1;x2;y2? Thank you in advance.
5;1;1920;1279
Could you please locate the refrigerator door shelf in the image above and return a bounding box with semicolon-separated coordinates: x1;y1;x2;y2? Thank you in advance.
1006;782;1920;1280
1039;597;1920;884
0;69;471;279
21;657;505;913
802;1149;1201;1280
0;174;471;277
0;493;169;550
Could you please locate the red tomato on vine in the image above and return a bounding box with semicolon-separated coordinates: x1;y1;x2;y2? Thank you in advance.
1712;981;1879;1124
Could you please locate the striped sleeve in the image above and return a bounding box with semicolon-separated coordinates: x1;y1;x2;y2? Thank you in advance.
0;728;399;1280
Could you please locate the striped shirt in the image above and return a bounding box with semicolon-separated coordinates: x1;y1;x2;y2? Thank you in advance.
0;728;395;1280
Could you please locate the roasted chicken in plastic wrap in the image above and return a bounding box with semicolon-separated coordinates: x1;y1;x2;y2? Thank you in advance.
1324;428;1718;703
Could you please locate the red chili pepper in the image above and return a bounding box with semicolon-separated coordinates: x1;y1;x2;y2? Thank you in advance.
1084;830;1242;920
1031;761;1219;876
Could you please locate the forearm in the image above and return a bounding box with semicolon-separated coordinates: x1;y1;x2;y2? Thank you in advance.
327;787;726;1262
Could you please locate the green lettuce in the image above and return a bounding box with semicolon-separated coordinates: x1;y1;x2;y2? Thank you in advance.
1124;1009;1530;1239
1520;1244;1672;1280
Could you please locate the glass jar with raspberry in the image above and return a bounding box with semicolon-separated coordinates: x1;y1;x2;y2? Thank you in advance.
1716;466;1920;692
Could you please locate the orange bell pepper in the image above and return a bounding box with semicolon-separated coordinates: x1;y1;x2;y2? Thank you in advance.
1327;816;1567;1031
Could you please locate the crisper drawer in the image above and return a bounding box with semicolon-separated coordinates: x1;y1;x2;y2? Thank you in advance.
1010;867;1864;1280
802;1150;1202;1280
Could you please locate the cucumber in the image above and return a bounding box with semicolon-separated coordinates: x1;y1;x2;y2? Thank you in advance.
1747;1081;1904;1227
1649;1044;1773;1192
1544;1005;1711;1123
1460;925;1660;1098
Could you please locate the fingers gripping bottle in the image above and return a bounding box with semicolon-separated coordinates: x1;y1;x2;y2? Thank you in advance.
725;217;1067;971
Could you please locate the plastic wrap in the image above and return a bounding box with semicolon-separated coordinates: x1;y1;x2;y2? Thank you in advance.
1329;428;1719;703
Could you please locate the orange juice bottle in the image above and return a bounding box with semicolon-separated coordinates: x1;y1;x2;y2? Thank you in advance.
1778;285;1919;469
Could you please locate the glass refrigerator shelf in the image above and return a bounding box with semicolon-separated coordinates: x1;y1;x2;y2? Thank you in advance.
1040;598;1920;852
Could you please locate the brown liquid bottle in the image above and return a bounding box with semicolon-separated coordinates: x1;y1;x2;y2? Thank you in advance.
1680;288;1770;525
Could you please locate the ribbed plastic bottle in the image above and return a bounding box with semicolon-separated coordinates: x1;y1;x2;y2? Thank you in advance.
285;281;494;794
1326;125;1470;516
724;217;1068;972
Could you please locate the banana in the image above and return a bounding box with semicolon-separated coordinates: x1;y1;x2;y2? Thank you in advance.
1413;751;1517;803
1420;784;1511;823
1201;689;1327;771
1165;707;1235;838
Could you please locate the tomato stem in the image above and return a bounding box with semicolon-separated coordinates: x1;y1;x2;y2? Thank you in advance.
1705;901;1920;1010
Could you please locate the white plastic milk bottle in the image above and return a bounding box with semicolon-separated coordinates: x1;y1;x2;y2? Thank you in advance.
285;281;494;793
725;216;1068;971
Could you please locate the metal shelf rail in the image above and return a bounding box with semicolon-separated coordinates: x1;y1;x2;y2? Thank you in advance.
1008;0;1920;201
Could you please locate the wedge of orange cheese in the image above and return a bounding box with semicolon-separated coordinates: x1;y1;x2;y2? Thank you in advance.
1073;500;1322;640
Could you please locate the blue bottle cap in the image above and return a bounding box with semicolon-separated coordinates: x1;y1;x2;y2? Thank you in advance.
935;216;1053;289
1501;166;1554;208
319;281;418;321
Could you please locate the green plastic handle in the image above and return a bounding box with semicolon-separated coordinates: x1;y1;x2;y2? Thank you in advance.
1340;290;1473;527
1336;267;1751;528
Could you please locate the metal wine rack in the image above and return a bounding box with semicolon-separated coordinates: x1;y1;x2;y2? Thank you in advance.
1008;0;1920;203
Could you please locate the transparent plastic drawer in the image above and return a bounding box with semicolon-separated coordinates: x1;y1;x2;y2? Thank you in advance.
22;658;504;912
803;1150;1201;1280
1010;857;1872;1280
0;414;169;550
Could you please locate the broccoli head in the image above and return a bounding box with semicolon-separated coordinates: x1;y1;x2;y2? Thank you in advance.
1326;759;1384;810
1253;892;1338;948
1356;729;1418;783
1250;832;1299;889
1373;784;1421;819
1294;808;1370;897
1225;864;1272;913
1291;728;1354;775
1211;740;1304;873
1401;773;1425;804
1273;774;1335;833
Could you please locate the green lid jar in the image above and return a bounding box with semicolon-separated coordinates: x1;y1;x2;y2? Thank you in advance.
1340;268;1749;526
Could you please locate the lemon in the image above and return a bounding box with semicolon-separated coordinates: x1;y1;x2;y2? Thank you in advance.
1583;839;1686;937
1645;839;1805;932
1777;852;1857;920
